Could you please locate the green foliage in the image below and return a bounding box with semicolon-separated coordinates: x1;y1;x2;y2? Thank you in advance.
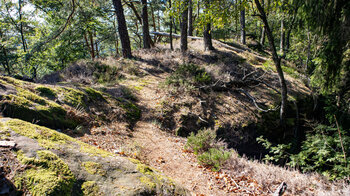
185;129;216;154
166;63;212;89
197;148;231;171
257;123;350;180
185;129;231;171
289;125;350;180
257;136;291;163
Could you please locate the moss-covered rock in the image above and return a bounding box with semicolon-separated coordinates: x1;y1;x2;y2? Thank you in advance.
15;150;76;196
81;181;101;196
2;118;189;196
0;76;142;130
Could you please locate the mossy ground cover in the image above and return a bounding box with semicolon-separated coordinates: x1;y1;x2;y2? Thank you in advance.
15;150;75;196
0;76;141;130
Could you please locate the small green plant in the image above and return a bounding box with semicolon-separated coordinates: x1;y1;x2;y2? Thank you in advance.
185;129;231;171
185;129;216;154
198;148;231;171
166;63;212;88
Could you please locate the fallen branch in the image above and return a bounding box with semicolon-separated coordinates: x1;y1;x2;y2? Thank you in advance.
273;182;287;196
238;88;279;112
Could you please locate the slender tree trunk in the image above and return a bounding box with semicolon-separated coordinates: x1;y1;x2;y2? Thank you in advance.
260;26;265;45
169;0;173;50
173;18;177;34
254;0;288;124
280;19;285;54
203;0;214;51
18;0;27;52
113;16;119;55
141;0;151;49
89;32;95;60
112;0;132;58
180;0;189;53
150;4;157;41
240;8;246;45
94;31;99;58
196;0;200;36
188;0;193;36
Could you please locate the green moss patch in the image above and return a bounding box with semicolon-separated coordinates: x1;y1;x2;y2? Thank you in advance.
60;87;86;108
82;161;106;176
35;86;57;99
84;87;105;102
119;99;141;123
15;150;75;196
81;181;100;196
4;119;74;149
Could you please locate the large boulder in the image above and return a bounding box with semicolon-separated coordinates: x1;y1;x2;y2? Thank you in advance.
0;118;188;196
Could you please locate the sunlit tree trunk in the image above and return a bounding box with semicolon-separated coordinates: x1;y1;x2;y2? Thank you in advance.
169;0;173;50
112;0;132;58
254;0;288;124
280;19;285;54
188;0;193;36
19;0;27;52
141;0;151;49
180;0;189;53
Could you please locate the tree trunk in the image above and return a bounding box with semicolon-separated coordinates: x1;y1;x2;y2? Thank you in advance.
169;0;173;50
113;16;119;55
1;45;11;75
18;0;27;52
188;0;193;36
180;1;189;53
150;4;157;42
112;0;132;58
141;0;151;49
260;26;265;45
240;8;246;45
280;19;285;54
94;31;99;58
203;23;214;51
203;0;214;51
89;32;95;60
254;0;288;124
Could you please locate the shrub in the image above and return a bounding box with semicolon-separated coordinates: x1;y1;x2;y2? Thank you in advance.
198;148;231;171
257;124;350;180
289;124;350;180
185;129;216;154
185;129;231;171
166;63;212;88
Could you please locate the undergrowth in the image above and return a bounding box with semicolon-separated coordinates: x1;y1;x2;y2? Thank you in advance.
185;129;231;171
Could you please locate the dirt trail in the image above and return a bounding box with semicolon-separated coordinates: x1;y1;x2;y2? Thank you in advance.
122;73;230;196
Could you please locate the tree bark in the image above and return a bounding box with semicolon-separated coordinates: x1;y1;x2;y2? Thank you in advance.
254;0;288;124
240;8;246;45
112;0;132;58
141;0;151;49
188;0;193;36
203;0;214;51
113;15;119;55
203;23;214;51
169;0;173;50
180;0;189;53
260;26;265;45
18;0;27;52
89;32;95;60
280;19;285;54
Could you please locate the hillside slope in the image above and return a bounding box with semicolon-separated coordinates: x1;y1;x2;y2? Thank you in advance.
1;39;349;195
